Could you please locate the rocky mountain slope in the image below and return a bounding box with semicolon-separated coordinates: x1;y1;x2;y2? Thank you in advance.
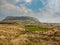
3;16;40;25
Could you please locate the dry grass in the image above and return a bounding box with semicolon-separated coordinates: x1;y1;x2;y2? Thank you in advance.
0;24;25;45
0;24;60;45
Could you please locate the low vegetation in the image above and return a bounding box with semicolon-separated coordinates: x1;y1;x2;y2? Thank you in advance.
0;23;60;45
25;25;51;32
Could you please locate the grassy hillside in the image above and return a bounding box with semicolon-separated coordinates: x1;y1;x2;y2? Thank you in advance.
0;23;60;45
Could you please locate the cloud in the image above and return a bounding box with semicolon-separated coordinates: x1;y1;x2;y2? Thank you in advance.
36;0;60;23
0;0;32;16
44;0;60;13
25;0;32;3
38;0;60;17
15;0;20;2
45;18;60;23
0;0;7;5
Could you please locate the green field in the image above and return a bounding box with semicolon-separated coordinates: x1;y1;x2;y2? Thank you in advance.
25;25;52;32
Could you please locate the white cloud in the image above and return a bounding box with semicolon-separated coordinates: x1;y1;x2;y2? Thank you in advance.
15;0;20;2
48;0;59;12
39;0;60;17
0;0;7;5
25;0;32;3
45;18;60;23
0;0;32;16
37;0;60;23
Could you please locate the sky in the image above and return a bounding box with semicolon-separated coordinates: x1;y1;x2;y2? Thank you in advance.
0;0;60;23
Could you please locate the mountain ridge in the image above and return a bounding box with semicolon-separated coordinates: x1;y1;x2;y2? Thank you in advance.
3;16;40;25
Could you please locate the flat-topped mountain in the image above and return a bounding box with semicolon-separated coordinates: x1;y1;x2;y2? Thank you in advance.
3;16;40;24
2;16;60;26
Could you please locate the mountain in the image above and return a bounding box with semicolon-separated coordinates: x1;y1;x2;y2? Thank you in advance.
3;16;40;25
2;16;60;26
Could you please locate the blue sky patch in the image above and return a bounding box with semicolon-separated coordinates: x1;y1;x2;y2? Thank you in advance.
16;0;48;12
